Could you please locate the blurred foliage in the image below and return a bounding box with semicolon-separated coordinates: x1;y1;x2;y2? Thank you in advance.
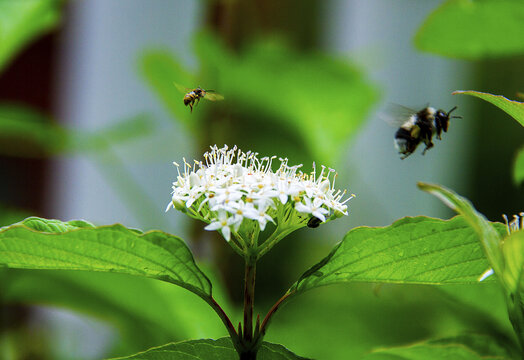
141;31;379;164
364;334;511;360
0;104;156;157
111;337;309;360
265;283;516;359
415;0;524;59
514;147;524;186
0;269;229;358
453;91;524;127
0;0;62;72
0;203;29;226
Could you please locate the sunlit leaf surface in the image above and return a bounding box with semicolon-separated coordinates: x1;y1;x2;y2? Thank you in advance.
0;0;62;72
415;0;524;59
418;183;504;279
290;216;493;295
453;90;524;127
0;217;212;299
111;337;310;360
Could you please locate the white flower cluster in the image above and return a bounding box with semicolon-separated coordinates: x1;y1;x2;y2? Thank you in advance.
166;145;353;242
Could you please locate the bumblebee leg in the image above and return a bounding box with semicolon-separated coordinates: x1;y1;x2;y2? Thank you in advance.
189;102;193;113
422;142;434;155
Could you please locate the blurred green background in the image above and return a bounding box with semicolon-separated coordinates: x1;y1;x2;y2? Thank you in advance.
0;0;523;359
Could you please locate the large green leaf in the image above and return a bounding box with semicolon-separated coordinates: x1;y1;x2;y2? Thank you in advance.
111;337;310;360
0;0;62;73
0;104;156;157
418;183;504;280
414;0;524;59
452;91;524;127
365;334;511;360
289;216;493;296
0;217;212;299
513;146;524;186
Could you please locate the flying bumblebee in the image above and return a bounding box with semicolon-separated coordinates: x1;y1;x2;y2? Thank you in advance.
393;105;461;159
174;83;224;113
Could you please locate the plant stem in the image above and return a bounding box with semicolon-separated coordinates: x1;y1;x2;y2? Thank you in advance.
243;258;256;343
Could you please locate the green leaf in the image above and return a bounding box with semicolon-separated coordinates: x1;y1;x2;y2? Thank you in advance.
365;334;511;360
414;0;524;59
513;146;524;186
0;217;212;299
452;90;524;127
501;230;524;294
289;216;492;296
418;183;504;280
0;0;62;73
110;337;311;360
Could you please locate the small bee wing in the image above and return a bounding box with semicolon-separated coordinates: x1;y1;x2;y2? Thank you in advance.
380;103;417;127
173;82;191;94
204;91;225;101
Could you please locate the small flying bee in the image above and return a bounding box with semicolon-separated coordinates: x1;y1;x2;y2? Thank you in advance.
174;83;224;113
393;105;461;159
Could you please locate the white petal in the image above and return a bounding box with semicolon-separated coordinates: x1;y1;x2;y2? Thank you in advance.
221;226;231;241
311;212;326;222
295;203;312;213
204;222;222;231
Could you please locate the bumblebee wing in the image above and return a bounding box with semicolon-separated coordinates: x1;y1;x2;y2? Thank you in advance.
380;103;418;127
204;91;224;101
173;82;191;94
